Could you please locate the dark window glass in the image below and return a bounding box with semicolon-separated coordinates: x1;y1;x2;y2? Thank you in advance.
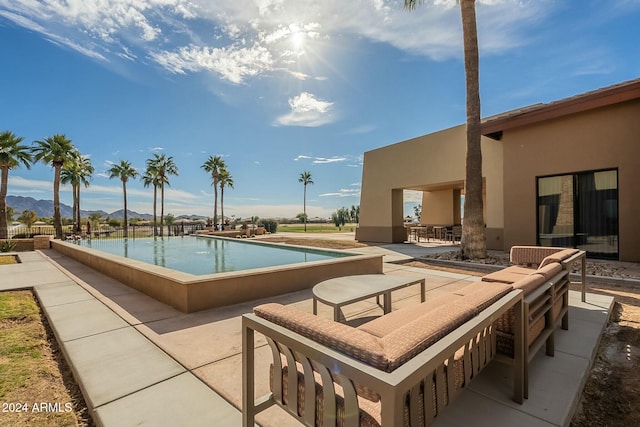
537;169;618;259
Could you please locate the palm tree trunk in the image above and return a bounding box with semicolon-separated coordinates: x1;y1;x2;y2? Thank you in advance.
460;0;486;259
160;184;165;237
75;184;81;233
153;184;157;236
53;165;63;239
0;166;9;239
123;181;129;238
220;186;225;229
213;181;218;229
303;184;307;232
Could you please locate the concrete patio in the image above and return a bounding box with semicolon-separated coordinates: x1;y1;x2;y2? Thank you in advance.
0;239;614;427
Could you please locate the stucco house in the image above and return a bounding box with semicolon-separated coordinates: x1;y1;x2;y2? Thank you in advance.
356;78;640;262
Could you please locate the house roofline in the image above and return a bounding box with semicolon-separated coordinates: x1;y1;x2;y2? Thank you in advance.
481;78;640;140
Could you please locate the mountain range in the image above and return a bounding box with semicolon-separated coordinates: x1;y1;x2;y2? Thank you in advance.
7;195;154;221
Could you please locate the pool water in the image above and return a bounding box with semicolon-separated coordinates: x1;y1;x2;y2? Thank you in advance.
76;236;350;275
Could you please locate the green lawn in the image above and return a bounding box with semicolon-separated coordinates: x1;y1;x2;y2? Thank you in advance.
277;223;358;233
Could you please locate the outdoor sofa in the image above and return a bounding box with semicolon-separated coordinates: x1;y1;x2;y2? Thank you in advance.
242;246;584;427
243;281;525;427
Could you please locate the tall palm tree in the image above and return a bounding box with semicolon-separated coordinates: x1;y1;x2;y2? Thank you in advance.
0;131;32;239
32;134;76;239
141;168;158;235
108;160;138;238
298;171;313;232
61;151;93;233
218;168;234;228
201;155;226;228
405;0;486;259
146;153;178;237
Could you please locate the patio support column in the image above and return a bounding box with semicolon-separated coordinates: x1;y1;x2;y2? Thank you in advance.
391;189;406;242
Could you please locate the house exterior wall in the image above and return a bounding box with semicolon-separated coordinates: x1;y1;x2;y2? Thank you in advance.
502;99;640;262
356;124;504;248
422;189;455;225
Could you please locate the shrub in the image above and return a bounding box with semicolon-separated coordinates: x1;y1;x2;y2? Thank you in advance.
0;241;16;252
261;219;278;233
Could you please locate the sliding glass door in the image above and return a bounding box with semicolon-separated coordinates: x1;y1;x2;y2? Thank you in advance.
537;169;618;259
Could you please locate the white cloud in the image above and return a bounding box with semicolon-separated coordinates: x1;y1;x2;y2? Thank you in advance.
0;0;556;88
319;188;360;198
403;190;423;203
151;43;273;83
275;92;334;126
312;157;346;164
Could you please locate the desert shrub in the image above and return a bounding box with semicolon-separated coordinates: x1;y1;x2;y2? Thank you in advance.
0;240;16;252
261;219;278;233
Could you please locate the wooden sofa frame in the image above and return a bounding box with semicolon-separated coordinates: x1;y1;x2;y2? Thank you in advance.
242;289;524;427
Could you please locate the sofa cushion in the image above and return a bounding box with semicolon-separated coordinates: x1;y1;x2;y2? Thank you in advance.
452;281;514;311
481;265;533;284
534;262;562;280
538;248;580;268
254;303;389;371
510;274;547;295
381;302;478;371
357;293;463;338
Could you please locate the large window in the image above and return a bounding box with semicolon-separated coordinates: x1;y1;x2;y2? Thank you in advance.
537;169;618;259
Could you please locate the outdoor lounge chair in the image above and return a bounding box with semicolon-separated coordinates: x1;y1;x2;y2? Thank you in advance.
242;283;525;427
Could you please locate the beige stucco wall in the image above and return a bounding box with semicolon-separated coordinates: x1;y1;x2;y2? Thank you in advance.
502;99;640;262
356;124;504;247
422;189;456;225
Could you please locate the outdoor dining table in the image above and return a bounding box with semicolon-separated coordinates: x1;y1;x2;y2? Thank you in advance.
312;274;426;322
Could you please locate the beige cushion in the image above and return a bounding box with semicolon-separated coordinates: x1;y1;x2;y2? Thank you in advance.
381;302;478;371
511;274;547;295
481;265;533;284
534;262;562;279
452;281;513;312
254;303;389;371
357;293;463;338
538;248;580;268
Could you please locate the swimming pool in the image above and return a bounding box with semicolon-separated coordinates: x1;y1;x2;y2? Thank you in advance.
75;236;350;275
52;236;383;312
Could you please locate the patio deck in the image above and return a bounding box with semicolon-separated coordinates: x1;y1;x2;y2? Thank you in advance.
0;240;614;427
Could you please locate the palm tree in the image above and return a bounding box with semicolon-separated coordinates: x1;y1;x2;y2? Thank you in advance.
18;209;37;228
201;155;226;229
108;160;138;238
146;154;178;237
61;151;93;233
298;171;314;232
141;167;160;236
0;131;32;239
218;168;234;228
405;0;486;259
32;134;76;239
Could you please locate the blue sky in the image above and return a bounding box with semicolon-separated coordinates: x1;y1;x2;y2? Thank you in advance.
1;0;639;220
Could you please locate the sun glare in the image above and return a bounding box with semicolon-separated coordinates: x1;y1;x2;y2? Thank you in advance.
291;31;305;49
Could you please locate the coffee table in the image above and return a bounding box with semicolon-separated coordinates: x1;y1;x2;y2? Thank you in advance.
312;274;426;322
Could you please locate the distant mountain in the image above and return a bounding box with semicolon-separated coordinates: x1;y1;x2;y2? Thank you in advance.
6;195;153;221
